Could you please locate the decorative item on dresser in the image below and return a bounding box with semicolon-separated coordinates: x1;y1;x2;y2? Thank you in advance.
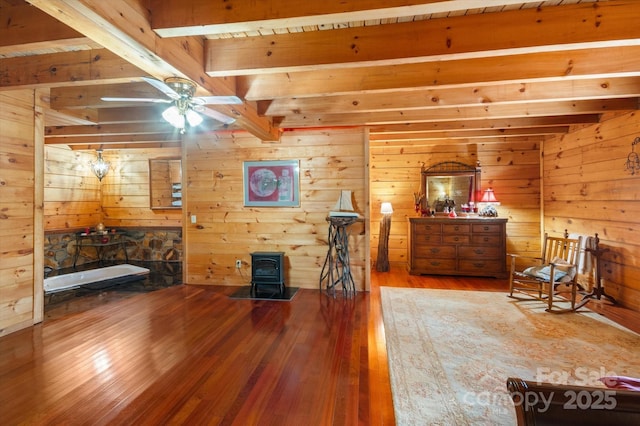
407;217;508;278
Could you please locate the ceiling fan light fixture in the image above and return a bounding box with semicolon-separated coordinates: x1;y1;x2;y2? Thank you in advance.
103;76;238;132
162;105;185;130
186;109;203;127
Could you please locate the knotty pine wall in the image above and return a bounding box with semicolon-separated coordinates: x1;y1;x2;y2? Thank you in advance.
100;148;182;228
44;145;101;230
182;128;369;290
369;139;542;268
543;111;640;311
0;90;43;337
43;146;182;231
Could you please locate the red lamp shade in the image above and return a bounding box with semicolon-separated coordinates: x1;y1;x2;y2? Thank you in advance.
480;188;499;203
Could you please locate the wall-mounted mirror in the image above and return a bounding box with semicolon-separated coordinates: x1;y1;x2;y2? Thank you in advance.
421;161;481;213
149;158;182;209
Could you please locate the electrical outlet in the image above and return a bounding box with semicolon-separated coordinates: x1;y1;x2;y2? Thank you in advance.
235;259;242;269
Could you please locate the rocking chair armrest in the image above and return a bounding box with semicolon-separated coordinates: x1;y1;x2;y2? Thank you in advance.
507;253;543;263
548;261;574;271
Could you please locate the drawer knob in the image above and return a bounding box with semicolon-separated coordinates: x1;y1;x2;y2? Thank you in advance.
430;248;440;253
454;226;459;231
483;226;489;231
454;237;459;241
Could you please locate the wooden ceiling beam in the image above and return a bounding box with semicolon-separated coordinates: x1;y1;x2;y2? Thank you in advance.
50;83;162;109
44;108;97;126
0;2;95;55
242;45;640;100
280;98;638;127
205;1;640;76
26;0;278;141
68;142;182;150
0;49;143;90
260;76;640;116
97;107;167;124
45;122;178;137
368;115;602;133
369;126;570;141
45;133;182;145
372;136;546;147
151;0;543;37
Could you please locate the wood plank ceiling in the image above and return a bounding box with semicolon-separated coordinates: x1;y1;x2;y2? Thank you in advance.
1;0;639;148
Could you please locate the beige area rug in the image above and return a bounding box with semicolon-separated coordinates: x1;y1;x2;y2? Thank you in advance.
380;287;640;425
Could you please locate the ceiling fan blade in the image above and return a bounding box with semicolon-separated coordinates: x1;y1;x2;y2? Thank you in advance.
101;97;172;103
196;95;243;105
142;76;181;100
199;107;237;125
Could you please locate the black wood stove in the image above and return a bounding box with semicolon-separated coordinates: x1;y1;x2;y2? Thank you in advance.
251;252;285;293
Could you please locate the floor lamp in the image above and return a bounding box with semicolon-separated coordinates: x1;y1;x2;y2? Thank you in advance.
376;202;393;272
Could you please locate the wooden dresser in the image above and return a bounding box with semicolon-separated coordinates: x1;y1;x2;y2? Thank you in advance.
408;217;507;278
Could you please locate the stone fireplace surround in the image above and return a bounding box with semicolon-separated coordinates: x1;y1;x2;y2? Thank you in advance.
44;227;182;271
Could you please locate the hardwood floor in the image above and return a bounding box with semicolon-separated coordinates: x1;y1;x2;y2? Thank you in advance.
1;267;638;425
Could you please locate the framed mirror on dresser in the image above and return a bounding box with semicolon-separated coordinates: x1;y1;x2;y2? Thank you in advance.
409;161;507;278
420;161;482;214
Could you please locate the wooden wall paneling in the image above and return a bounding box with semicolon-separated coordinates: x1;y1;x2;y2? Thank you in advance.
369;138;542;269
0;90;36;336
100;148;182;228
44;145;101;231
543;110;640;311
33;89;45;324
183;128;368;290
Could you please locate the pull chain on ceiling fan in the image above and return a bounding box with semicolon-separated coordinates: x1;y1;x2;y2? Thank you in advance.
101;77;242;134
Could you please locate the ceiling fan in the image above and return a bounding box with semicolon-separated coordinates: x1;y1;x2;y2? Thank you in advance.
101;77;242;133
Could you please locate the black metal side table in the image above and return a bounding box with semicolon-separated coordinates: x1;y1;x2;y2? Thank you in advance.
319;216;359;297
74;231;129;268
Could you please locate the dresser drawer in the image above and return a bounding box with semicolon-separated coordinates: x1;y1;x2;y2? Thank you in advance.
413;223;442;233
471;234;502;245
459;259;503;273
413;245;456;259
412;258;457;271
443;223;470;234
459;245;502;259
413;232;442;244
472;223;503;234
442;234;469;244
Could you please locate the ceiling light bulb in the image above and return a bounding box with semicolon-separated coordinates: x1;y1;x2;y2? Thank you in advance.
162;105;185;129
186;109;203;127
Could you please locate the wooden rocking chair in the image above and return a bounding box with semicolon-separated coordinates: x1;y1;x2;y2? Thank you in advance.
508;230;584;313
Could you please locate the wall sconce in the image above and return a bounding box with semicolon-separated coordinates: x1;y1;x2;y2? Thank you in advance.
90;149;110;181
624;137;640;175
479;188;500;217
376;202;393;272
